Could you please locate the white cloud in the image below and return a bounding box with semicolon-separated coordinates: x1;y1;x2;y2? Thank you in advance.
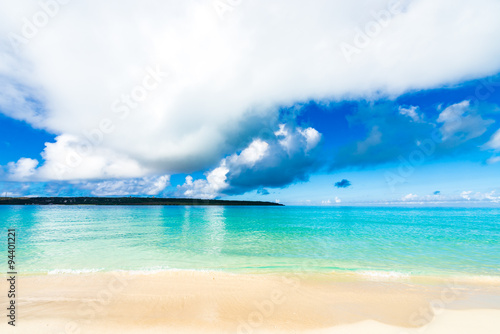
460;190;500;203
78;175;170;196
177;167;230;199
483;191;500;203
177;124;322;198
1;0;500;183
321;197;341;205
487;156;500;164
231;139;269;168
35;134;152;181
399;106;422;122
1;191;21;197
299;127;321;152
396;191;500;204
461;191;473;200
486;128;500;150
275;124;293;152
276;124;322;154
176;138;268;199
402;193;418;201
437;100;494;143
7;158;39;181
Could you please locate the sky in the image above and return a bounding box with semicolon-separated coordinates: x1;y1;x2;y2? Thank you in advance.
1;0;500;206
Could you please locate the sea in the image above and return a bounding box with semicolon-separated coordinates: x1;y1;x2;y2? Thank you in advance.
1;205;499;279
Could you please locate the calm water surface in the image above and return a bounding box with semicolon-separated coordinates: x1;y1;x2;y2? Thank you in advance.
0;206;499;277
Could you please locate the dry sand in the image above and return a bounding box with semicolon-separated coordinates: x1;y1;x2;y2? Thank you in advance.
1;271;499;333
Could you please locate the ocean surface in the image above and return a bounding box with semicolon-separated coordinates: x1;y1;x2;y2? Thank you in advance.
1;205;499;278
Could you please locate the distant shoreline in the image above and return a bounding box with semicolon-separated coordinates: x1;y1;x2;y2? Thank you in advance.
0;197;284;206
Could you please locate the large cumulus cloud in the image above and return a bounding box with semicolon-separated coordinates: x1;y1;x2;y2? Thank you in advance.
1;0;500;196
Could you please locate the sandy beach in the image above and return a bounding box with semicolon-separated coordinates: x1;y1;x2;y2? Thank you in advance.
1;271;499;333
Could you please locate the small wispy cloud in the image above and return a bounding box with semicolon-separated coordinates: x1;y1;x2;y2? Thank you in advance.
321;197;341;205
402;193;418;201
399;191;500;204
399;106;422;122
334;179;351;188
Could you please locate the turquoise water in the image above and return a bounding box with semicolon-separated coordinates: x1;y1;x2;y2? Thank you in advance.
0;205;499;277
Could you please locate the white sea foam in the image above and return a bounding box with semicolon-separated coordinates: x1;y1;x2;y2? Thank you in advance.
47;268;104;275
42;267;236;276
115;268;230;276
42;268;500;284
115;267;172;275
355;270;411;280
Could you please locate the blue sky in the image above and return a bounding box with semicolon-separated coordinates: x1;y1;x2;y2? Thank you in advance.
1;0;500;206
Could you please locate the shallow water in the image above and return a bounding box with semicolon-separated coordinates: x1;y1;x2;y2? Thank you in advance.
1;205;499;278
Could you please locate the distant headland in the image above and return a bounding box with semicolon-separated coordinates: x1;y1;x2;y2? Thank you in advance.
0;197;283;206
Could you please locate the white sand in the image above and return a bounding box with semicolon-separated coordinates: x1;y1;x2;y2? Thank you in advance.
1;271;499;333
1;310;499;333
